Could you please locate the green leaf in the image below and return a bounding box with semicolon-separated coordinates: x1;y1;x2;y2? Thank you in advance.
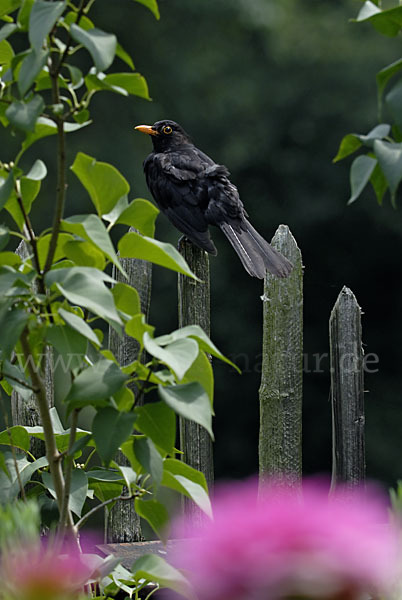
63;358;129;411
0;452;47;502
370;162;388;206
26;158;47;180
354;1;402;36
113;385;134;411
334;124;391;163
132;0;160;20
46;323;87;371
162;458;212;517
155;324;238;371
181;350;213;405
0;22;16;42
125;313;154;346
44;267;122;330
70;24;116;72
18;117;90;160
0;252;21;268
0;171;14;211
0;425;30;451
134;498;169;543
333;134;362;163
0;0;22;19
93;406;136;465
17;0;34;30
87;468;124;483
163;457;208;493
65;63;83;87
62;214;126;276
90;479;123;507
70;152;130;216
43;468;88;517
116;464;137;489
0;225;10;251
386;79;402;129
102;72;150;99
18;48;48;96
85;71;128;96
134;436;163;487
7;361;36;399
6;94;44;131
377;58;402;108
374;139;402;205
63;10;93;30
29;0;65;52
114;198;159;237
118;232;198;280
135;401;176;455
120;438;141;473
348;155;377;205
116;41;134;70
0;38;13;64
58;307;100;347
111;282;140;318
65;468;89;517
0;303;28;359
36;232;71;269
159;382;214;439
144;332;199;381
62;238;106;270
132;555;194;600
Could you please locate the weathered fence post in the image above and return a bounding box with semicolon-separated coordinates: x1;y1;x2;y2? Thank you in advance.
259;225;303;487
178;238;214;513
107;250;152;542
329;286;365;489
11;240;54;458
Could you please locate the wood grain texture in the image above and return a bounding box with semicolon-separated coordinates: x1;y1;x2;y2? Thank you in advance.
329;286;365;489
178;238;213;520
259;225;303;487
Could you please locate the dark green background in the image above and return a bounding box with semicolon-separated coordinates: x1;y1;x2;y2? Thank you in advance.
4;0;402;487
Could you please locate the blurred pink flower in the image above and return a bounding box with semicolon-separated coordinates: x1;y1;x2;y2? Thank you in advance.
170;479;400;600
0;538;95;600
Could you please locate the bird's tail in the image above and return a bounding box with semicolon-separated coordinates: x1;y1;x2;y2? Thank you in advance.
219;220;293;279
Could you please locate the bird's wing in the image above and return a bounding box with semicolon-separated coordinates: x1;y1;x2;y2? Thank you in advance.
144;150;218;254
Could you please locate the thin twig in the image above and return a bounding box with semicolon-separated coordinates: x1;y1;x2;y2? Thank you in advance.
76;493;136;530
15;181;44;293
0;372;39;392
54;0;87;78
134;365;153;407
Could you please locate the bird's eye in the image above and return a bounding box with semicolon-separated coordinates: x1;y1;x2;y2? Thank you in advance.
162;125;173;135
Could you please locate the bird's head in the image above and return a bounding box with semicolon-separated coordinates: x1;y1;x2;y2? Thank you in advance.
135;120;192;152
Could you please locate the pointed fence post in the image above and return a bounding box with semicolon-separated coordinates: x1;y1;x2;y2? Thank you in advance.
259;225;303;487
329;286;365;489
11;241;54;458
107;250;152;542
178;238;214;516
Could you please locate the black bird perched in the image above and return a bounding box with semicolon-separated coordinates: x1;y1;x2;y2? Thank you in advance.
135;120;293;279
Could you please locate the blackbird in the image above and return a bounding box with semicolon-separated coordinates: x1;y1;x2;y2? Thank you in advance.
135;120;293;279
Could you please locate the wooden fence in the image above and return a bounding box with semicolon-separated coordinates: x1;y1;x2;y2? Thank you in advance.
11;225;365;542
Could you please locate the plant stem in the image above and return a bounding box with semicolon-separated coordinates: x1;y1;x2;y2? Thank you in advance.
43;1;88;275
15;180;44;292
43;112;66;273
19;328;73;530
76;493;135;530
59;408;79;532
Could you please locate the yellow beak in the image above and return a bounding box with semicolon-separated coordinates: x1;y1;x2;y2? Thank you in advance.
135;124;159;136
